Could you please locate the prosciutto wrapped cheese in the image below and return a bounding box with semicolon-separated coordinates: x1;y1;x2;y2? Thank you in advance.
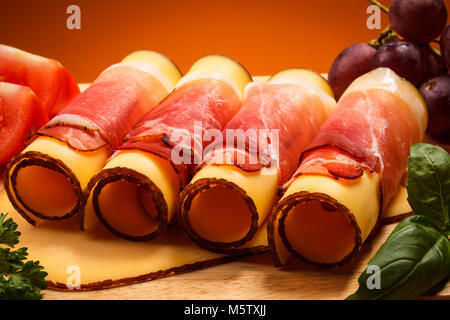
268;68;428;267
178;69;336;254
85;55;252;240
4;50;181;225
0;44;79;118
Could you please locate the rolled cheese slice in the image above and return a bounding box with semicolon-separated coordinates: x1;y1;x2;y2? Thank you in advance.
4;51;181;225
0;183;238;291
268;68;427;267
178;69;336;254
0;44;79;118
85;55;252;240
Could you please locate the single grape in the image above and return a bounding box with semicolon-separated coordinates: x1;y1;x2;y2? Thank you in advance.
372;40;425;87
441;25;450;67
328;43;376;100
420;75;450;140
419;45;447;81
389;0;447;44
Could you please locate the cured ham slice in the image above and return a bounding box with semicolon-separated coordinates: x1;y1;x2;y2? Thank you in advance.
0;44;79;118
4;51;181;225
86;55;252;241
178;69;336;254
0;82;48;165
268;68;427;267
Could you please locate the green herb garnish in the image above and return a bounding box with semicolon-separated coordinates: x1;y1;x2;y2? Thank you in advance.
347;143;450;300
407;143;449;230
0;213;47;300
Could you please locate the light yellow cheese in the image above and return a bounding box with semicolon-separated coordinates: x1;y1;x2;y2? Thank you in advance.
24;136;109;189
175;55;252;100
86;150;180;237
6;136;108;221
269;211;291;265
104;151;179;219
122;51;181;85
283;172;380;242
382;186;412;221
180;68;336;250
276;172;380;264
186;165;279;243
271;172;379;266
0;188;228;290
270;68;335;98
121;50;182;93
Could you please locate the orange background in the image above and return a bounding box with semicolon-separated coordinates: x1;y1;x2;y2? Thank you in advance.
1;0;448;82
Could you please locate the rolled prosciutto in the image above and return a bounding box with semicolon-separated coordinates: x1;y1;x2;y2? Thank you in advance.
86;55;252;241
0;44;79;118
178;69;336;254
268;68;428;267
4;50;181;225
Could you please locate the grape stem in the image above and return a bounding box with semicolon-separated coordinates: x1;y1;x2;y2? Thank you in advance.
369;26;398;48
367;0;389;14
428;44;442;57
379;26;392;40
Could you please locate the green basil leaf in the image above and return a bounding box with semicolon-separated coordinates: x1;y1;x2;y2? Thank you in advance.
407;143;450;230
346;216;450;300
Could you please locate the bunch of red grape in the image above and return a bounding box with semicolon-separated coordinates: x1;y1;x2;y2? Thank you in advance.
329;0;450;140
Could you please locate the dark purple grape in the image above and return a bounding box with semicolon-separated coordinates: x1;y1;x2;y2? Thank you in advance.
389;0;447;44
372;40;425;87
420;75;450;140
441;25;450;67
419;45;447;81
328;43;376;100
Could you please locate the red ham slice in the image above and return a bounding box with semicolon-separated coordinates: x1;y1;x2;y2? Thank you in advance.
200;82;332;184
121;78;242;186
291;88;421;211
37;64;169;152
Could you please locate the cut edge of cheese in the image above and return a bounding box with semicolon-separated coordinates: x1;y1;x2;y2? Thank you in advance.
268;171;380;267
381;185;413;223
4;136;108;224
106;50;182;94
269;68;335;99
122;50;182;90
174;55;252;101
179;164;279;254
46;253;243;291
84;150;180;240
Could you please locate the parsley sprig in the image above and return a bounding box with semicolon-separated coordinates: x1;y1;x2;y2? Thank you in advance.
0;213;47;300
